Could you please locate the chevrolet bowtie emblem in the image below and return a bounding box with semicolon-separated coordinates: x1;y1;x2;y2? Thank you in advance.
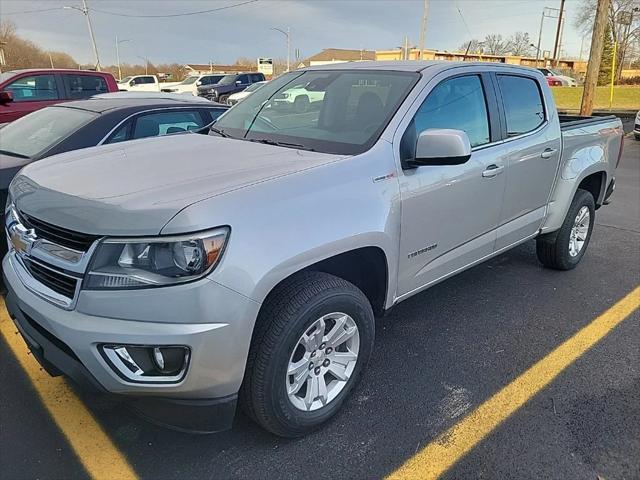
8;223;37;255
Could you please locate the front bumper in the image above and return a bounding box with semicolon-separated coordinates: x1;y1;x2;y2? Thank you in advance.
3;252;261;430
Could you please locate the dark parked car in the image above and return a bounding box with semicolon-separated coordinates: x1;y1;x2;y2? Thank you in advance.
0;69;119;124
197;72;266;103
0;92;228;257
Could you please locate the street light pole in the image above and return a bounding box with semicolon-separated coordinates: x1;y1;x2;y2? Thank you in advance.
137;55;149;75
271;27;290;72
115;36;130;81
64;0;101;70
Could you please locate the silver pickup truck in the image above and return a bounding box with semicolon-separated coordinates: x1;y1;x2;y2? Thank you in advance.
3;61;623;437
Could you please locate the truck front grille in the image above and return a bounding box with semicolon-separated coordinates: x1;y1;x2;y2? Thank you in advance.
22;258;79;300
19;212;98;252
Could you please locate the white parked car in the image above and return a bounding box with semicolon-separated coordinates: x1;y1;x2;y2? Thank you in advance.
226;81;268;105
161;74;226;96
537;68;579;87
117;75;160;92
634;110;639;140
272;83;326;112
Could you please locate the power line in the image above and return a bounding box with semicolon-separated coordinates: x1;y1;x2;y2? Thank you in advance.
2;7;64;15
89;0;259;18
454;1;473;39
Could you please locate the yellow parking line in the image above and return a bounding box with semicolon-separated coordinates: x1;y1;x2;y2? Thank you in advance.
387;285;640;480
0;299;138;480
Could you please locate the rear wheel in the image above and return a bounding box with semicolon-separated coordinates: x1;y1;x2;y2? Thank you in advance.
219;94;229;104
536;188;595;270
240;272;374;437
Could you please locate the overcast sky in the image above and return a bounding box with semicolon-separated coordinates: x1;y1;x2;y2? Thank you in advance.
2;0;587;66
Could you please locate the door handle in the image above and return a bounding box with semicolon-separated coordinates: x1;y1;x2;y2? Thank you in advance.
541;148;557;159
482;164;504;178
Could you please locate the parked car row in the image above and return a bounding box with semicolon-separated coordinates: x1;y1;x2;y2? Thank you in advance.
0;69;119;124
538;68;579;87
1;61;623;439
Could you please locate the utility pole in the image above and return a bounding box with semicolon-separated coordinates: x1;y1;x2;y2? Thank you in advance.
418;0;429;60
81;0;100;70
552;0;565;67
580;0;612;116
536;10;545;67
64;0;101;70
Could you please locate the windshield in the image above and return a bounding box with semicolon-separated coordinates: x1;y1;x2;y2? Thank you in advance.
244;82;265;93
181;76;199;85
0;106;97;158
213;70;419;155
218;75;238;86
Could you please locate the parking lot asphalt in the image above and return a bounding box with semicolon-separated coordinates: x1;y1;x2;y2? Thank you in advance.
1;140;638;480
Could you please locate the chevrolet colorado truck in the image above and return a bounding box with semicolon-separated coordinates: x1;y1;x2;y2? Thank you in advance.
3;61;623;437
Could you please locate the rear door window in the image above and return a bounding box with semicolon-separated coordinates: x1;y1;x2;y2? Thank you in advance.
63;74;108;99
141;76;156;84
4;74;60;102
132;110;205;139
497;75;545;136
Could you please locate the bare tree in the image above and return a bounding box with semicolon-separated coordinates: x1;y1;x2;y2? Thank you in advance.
483;34;510;55
575;0;640;80
458;39;484;54
506;32;535;56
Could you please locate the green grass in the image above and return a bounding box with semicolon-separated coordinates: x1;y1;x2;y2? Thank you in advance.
551;86;640;111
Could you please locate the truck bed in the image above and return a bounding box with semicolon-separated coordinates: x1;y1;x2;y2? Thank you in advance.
558;114;619;131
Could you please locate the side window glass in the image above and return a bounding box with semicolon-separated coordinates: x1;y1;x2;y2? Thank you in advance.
497;75;545;136
5;75;59;102
413;75;490;147
105;121;131;144
63;74;108;99
238;75;248;84
132;111;204;139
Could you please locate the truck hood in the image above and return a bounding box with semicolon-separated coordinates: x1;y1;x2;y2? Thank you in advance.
11;134;343;235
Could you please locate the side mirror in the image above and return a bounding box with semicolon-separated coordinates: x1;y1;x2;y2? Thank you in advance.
235;80;242;85
196;81;202;86
0;91;14;104
406;129;471;168
129;80;135;86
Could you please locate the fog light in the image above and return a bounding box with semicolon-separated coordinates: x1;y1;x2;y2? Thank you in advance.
101;344;190;383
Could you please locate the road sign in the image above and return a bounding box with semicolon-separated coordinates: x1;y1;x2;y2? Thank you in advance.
258;58;273;75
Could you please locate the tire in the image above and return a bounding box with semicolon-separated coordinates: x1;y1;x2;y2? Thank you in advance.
240;271;374;437
218;94;229;105
634;133;640;141
536;188;595;270
293;95;309;113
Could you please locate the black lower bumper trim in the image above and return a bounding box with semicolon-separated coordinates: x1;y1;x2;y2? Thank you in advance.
3;273;238;433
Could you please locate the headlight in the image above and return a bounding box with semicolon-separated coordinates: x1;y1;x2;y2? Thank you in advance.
84;227;229;289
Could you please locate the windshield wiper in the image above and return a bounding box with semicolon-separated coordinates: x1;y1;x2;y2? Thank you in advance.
0;149;29;159
209;126;232;138
248;138;316;152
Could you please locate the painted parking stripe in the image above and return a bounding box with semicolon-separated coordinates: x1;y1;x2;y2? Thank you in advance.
387;285;640;480
0;299;138;480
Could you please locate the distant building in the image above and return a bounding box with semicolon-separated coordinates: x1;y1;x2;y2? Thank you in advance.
183;63;257;75
375;48;588;74
297;48;375;68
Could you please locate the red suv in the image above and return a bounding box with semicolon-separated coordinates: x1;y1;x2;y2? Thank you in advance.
0;69;118;124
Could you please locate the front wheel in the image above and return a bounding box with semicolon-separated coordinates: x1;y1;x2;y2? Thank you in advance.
240;272;374;437
536;188;595;270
